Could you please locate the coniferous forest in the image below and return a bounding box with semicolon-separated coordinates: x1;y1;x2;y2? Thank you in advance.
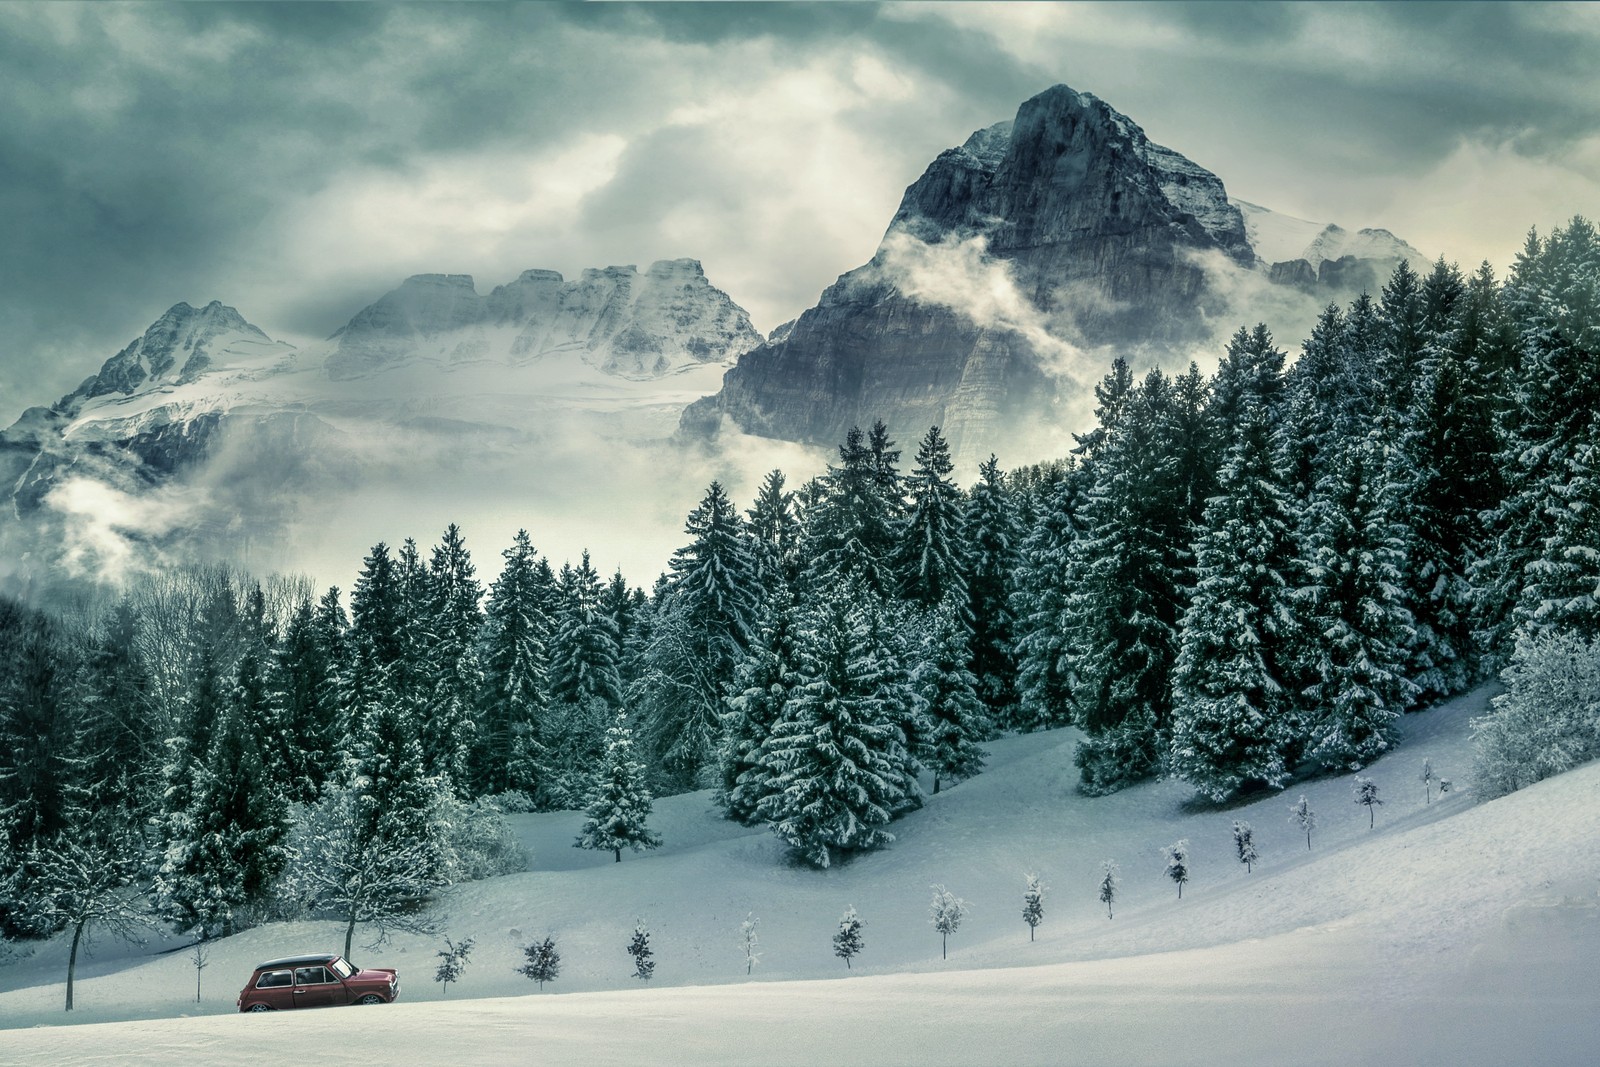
3;218;1599;944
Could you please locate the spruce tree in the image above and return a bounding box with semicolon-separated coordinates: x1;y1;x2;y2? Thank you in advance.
1022;873;1045;941
927;884;969;959
1289;794;1316;849
520;935;561;988
912;605;988;793
1232;820;1258;872
1010;464;1089;731
960;455;1020;719
833;906;865;969
1353;775;1383;827
753;585;920;867
745;469;801;605
421;524;482;793
574;713;662;862
717;588;800;825
1169;326;1298;800
802;426;901;598
1165;840;1189;898
627;920;655;980
1098;860;1119;919
548;552;625;709
271;596;343;803
896;426;970;610
476;530;551;796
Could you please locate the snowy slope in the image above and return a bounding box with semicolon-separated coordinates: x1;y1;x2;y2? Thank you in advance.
1234;199;1429;271
3;685;1598;1065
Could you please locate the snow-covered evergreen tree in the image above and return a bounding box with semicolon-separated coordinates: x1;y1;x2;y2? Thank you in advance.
1010;465;1088;731
1098;860;1119;919
896;426;970;610
419;524;482;794
716;589;800;825
833;906;865;969
746;469;801;602
1353;775;1383;827
801;425;902;598
637;481;759;787
927;884;969;959
476;530;551;797
574;713;662;862
520;935;560;989
960;455;1020;720
1471;629;1600;797
1232;820;1257;873
1170;326;1297;800
752;585;921;868
1164;840;1190;898
627;920;655;980
1022;873;1045;941
911;605;988;794
270;596;343;803
549;553;625;709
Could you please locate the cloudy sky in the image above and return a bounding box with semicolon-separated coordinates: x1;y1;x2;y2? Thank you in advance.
2;1;1597;424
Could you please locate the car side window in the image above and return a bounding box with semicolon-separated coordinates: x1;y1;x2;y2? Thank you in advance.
295;967;326;985
256;970;294;988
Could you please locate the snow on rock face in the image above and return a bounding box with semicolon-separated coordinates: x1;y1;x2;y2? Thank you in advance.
1234;199;1429;274
81;301;278;398
325;259;761;381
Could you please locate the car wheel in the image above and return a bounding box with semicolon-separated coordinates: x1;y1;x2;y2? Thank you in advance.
355;994;386;1005
246;1003;275;1012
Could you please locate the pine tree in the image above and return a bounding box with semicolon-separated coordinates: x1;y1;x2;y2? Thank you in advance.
802;425;901;598
753;586;920;868
433;936;474;995
520;936;561;989
717;589;800;825
1165;840;1190;898
1353;775;1383;828
912;605;988;794
1065;366;1191;792
1022;873;1045;941
574;713;662;862
1232;820;1258;872
897;426;970;610
927;884;969;959
960;455;1020;720
270;596;343;803
1010;464;1089;731
476;530;551;796
1170;326;1297;800
627;920;655;980
1098;860;1119;919
833;906;865;969
0;599;87;863
548;552;625;709
420;524;482;794
1289;795;1316;849
638;481;759;786
746;469;801;605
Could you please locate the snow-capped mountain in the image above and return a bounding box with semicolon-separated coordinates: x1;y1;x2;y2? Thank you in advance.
0;262;771;591
683;84;1427;458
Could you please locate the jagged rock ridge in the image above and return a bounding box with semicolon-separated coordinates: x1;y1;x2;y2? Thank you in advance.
683;84;1423;458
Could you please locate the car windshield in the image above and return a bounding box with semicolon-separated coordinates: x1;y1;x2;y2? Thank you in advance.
329;957;354;979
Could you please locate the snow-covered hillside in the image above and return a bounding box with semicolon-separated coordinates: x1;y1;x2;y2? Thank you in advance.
3;685;1597;1065
1234;199;1429;272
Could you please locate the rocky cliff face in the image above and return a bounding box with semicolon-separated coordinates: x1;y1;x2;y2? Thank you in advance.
325;259;761;381
683;84;1419;458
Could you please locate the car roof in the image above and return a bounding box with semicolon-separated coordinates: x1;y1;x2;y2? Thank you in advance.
253;953;342;969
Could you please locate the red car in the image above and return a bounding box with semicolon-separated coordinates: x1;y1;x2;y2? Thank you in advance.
237;953;400;1012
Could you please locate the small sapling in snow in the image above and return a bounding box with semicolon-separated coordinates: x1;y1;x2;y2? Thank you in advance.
434;935;474;995
1233;821;1258;873
739;913;761;976
519;935;560;989
833;907;865;969
1098;861;1119;919
1022;873;1046;941
1165;840;1189;898
928;884;969;959
1421;758;1436;804
1354;776;1382;828
627;920;655;981
1289;795;1316;849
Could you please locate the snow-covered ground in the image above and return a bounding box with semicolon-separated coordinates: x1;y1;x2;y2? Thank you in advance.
4;685;1598;1065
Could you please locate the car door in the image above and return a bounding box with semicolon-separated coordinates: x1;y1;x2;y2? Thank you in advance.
293;966;340;1008
253;969;297;1010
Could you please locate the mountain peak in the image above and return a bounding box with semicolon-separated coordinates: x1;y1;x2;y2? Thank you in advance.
77;300;272;400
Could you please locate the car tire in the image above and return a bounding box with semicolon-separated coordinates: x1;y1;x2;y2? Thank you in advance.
355;994;386;1005
246;1003;274;1012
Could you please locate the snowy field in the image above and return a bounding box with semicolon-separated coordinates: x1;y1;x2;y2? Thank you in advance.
3;684;1598;1065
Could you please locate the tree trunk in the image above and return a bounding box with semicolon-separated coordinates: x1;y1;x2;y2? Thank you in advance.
1029;925;1034;942
933;774;941;795
65;920;85;1011
613;848;621;863
941;933;947;959
345;909;359;960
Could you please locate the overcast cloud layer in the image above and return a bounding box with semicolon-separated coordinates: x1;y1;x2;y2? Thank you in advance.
2;1;1597;425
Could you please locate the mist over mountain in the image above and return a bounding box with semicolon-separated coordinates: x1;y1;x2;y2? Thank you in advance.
0;83;1428;594
682;85;1425;459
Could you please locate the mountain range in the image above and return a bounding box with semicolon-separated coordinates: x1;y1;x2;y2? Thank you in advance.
0;83;1425;591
